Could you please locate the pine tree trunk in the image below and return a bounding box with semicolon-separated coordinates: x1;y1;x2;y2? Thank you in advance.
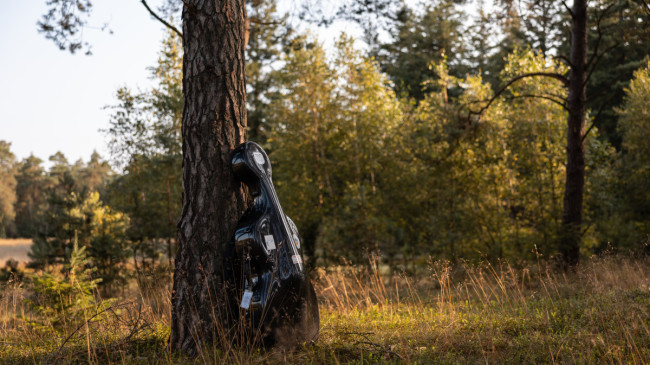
560;0;588;268
169;0;248;354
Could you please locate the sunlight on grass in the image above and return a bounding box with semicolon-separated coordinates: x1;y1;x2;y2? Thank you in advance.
1;255;648;364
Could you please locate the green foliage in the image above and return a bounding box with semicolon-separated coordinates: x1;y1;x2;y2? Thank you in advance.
76;151;113;195
37;0;96;54
378;1;467;101
362;49;568;262
13;155;50;238
618;61;650;162
14;0;650;276
107;153;180;268
593;61;650;252
26;241;115;337
585;0;650;148
104;31;183;268
496;50;568;257
582;133;620;252
105;31;182;164
579;62;650;254
29;190;130;291
29;161;79;268
0;259;24;283
0;141;18;237
246;0;292;141
84;192;130;290
149;31;183;157
267;35;402;263
266;41;589;263
0;147;126;291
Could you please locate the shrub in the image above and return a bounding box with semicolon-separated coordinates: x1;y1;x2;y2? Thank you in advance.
25;239;115;338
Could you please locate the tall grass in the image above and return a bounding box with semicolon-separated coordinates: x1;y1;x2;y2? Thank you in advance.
1;254;648;364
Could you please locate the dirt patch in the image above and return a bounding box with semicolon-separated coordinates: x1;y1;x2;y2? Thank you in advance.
0;239;32;267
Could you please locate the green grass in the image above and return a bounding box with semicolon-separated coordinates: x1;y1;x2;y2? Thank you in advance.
1;255;649;364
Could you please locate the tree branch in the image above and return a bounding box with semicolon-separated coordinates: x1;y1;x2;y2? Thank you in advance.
552;54;574;69
179;0;198;15
502;94;568;110
140;0;183;38
561;0;575;18
584;42;620;88
583;122;597;143
581;92;618;143
466;72;569;118
249;17;280;26
586;3;616;70
54;300;136;358
639;0;650;16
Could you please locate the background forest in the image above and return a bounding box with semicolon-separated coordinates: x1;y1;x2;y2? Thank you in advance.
2;0;649;273
1;0;650;362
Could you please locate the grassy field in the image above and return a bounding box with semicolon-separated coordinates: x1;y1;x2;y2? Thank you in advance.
0;239;32;267
1;255;649;364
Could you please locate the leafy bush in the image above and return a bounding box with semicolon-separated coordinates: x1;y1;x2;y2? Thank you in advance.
0;259;23;283
25;240;115;337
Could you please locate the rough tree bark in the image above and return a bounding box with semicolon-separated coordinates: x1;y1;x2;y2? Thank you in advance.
560;0;588;268
169;0;249;354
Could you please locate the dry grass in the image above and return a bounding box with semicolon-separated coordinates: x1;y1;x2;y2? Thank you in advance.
312;256;650;363
1;254;649;364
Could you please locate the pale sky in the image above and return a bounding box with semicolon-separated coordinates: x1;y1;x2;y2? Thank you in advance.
0;0;364;169
0;0;166;167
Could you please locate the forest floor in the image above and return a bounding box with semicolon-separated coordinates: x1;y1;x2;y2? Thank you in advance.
1;254;649;364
